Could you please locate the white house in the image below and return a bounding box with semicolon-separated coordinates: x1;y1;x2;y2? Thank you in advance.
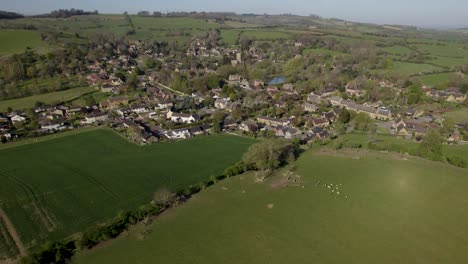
83;112;109;124
11;115;26;124
166;111;200;124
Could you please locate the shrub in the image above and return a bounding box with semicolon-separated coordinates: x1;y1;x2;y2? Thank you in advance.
446;156;467;168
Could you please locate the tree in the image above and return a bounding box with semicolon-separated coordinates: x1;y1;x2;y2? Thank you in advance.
338;108;351;124
212;111;225;133
242;139;297;180
418;129;443;161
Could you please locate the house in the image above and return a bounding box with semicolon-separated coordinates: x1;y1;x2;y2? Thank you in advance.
307;92;322;104
167;111;200;124
155;101;173;110
404;108;417;117
165;128;191;139
322;110;338;122
303;103;318;112
257;116;291;127
215;98;231;109
101;84;116;93
329;96;343;107
83;112;109;124
104;96;129;108
317;130;330;140
228;74;243;85
393;118;406;130
312;118;330;128
345;81;364;97
395;124;409;137
40;121;65;132
317;88;336;98
448;130;461;143
240;121;258;133
123;119;139;128
11;115;26;124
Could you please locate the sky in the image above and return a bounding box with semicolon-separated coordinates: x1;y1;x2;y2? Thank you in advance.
2;0;468;28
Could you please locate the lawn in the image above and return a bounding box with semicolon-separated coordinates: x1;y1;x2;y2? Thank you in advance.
0;86;96;112
74;148;468;264
0;130;255;257
0;30;45;56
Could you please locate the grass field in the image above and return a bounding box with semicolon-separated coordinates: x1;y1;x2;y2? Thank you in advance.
0;130;255;257
375;61;444;76
445;108;468;124
412;72;458;87
240;30;293;40
0;86;96;112
381;45;413;56
0;30;45;56
74;148;468;264
220;30;241;45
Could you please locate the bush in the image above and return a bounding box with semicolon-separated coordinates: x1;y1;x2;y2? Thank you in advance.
446;156;467;168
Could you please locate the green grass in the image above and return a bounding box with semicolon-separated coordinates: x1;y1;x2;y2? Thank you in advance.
0;30;45;56
240;30;293;40
374;61;444;76
74;149;468;264
0;86;95;112
445;108;468;124
220;30;241;45
0;130;255;256
411;72;458;88
414;43;468;58
381;45;413;56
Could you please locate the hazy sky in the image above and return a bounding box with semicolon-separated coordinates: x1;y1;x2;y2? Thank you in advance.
2;0;468;28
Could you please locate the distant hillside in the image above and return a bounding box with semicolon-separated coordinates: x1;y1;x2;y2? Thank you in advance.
0;10;24;20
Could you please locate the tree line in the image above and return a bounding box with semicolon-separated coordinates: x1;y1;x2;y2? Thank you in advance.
0;10;24;19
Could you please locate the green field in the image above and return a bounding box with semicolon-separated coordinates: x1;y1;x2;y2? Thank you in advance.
241;30;293;40
0;30;45;56
0;130;255;256
381;45;413;56
75;148;468;264
375;61;444;76
220;30;241;45
0;86;95;112
412;72;458;87
445;108;468;124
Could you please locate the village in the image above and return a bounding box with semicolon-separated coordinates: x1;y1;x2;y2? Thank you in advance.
0;38;466;145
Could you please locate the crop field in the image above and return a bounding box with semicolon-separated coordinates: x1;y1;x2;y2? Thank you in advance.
0;130;255;257
0;86;96;112
0;30;45;56
75;148;468;264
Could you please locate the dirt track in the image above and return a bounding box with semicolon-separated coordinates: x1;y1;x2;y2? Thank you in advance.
0;208;26;257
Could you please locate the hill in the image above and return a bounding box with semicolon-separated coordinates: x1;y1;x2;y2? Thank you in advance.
75;148;468;264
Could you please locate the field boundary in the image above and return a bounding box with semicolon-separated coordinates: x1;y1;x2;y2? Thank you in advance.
0;208;26;257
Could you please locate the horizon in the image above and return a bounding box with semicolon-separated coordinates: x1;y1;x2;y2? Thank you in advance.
2;0;468;29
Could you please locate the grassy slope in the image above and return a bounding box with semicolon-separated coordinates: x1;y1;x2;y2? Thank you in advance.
0;130;255;252
0;30;44;56
0;86;95;112
75;149;468;264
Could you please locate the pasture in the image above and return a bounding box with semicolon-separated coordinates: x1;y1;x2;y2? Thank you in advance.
0;86;96;112
412;72;458;87
0;30;44;56
0;130;255;258
74;148;468;264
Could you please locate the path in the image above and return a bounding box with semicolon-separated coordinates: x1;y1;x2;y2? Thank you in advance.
0;208;26;256
155;82;188;97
